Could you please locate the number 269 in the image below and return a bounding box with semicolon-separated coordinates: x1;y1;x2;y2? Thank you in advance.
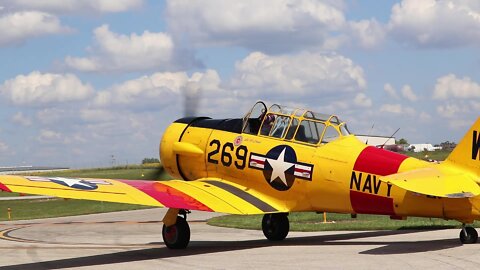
207;140;248;170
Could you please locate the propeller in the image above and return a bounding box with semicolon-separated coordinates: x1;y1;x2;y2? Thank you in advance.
183;81;200;117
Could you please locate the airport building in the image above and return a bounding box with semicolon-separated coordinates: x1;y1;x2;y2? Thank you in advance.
355;135;396;147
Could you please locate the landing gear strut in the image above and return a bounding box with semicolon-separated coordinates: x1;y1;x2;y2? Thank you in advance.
262;213;289;241
162;209;191;249
460;224;478;244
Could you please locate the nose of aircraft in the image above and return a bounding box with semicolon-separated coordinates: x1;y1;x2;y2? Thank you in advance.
159;120;189;179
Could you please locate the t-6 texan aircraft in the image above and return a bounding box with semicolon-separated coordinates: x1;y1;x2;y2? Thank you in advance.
1;101;480;249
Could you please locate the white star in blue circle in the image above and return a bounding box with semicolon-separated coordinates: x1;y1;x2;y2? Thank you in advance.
50;177;98;190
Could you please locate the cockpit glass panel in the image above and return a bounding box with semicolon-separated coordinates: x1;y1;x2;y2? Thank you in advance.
329;116;340;124
268;104;295;115
285;118;299;140
322;125;340;143
294;109;306;117
339;123;350;136
304;111;330;121
242;101;267;135
260;113;276;136
269;104;281;113
295;120;325;144
269;115;291;138
304;111;314;119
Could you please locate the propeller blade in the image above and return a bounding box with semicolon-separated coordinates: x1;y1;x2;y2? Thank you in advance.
183;81;200;117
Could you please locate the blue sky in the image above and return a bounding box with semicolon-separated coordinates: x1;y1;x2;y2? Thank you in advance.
0;0;479;167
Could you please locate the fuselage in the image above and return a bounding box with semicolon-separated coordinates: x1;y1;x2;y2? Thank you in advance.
161;117;480;223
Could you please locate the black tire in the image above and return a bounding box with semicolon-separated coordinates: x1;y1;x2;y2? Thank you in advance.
262;213;289;241
162;216;191;249
460;227;478;244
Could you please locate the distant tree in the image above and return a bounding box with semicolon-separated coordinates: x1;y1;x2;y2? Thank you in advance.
396;138;408;145
142;158;160;164
440;141;456;151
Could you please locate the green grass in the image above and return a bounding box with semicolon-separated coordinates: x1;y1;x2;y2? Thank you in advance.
0;197;151;221
208;212;479;231
404;149;451;161
0;192;21;197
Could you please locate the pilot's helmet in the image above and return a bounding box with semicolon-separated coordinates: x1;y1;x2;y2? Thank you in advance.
264;114;275;125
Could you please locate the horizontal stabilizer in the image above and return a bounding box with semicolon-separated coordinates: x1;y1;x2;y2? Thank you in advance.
381;167;480;198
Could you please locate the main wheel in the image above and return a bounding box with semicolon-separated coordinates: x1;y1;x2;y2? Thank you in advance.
162;216;190;249
460;226;478;244
262;213;289;241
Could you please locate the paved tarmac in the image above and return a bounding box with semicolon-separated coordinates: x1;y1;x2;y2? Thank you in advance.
0;209;479;269
0;196;55;201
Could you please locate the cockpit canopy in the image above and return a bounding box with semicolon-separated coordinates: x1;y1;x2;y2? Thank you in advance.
242;101;350;146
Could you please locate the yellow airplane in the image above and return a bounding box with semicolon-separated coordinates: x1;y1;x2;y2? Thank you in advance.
1;101;480;249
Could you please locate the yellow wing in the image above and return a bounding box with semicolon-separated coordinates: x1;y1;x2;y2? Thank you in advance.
381;167;480;198
0;175;282;215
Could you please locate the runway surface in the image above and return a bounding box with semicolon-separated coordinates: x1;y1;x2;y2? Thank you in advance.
0;209;479;269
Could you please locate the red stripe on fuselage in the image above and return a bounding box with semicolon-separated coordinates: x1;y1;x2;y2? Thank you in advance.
121;180;212;211
353;146;408;176
350;190;395;215
294;168;310;173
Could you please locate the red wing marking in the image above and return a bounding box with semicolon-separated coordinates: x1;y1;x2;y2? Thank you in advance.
350;190;395;215
121;180;212;211
0;182;11;192
353;146;408;176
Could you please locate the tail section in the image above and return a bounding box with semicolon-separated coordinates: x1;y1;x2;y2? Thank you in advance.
446;117;480;175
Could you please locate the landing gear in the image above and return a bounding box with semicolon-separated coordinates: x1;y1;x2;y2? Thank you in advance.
262;213;289;241
460;225;478;244
162;209;191;249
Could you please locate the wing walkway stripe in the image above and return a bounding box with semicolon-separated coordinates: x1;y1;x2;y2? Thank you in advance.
203;180;278;212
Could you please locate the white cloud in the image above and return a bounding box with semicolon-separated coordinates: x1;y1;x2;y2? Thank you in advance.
5;0;143;13
11;112;32;126
353;93;372;108
384;83;418;102
348;19;386;49
401;85;418;101
0;11;69;46
1;71;94;105
471;101;480;111
380;103;415;115
389;0;480;48
433;74;480;99
0;141;8;153
166;0;383;52
65;24;182;72
37;129;62;143
419;111;432;121
230;51;366;100
93;70;221;110
79;109;116;123
383;83;399;99
36;109;60;124
436;102;468;118
380;103;402;114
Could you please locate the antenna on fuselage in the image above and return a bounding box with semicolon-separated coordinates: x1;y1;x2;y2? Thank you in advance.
380;128;400;149
365;123;375;145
